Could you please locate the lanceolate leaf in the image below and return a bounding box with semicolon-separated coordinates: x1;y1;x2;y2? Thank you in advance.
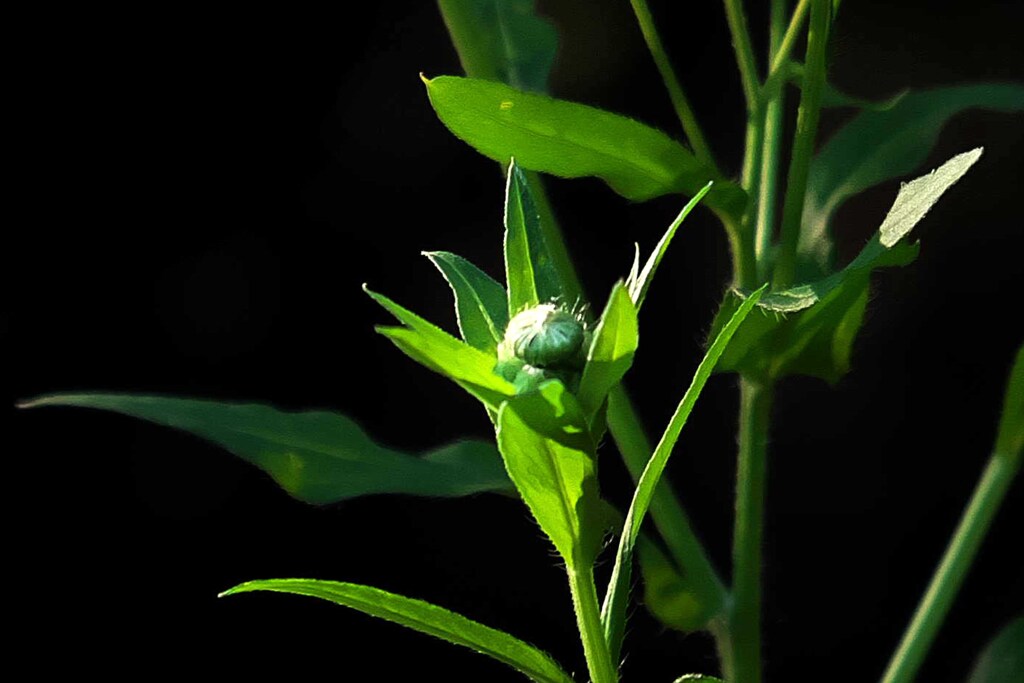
19;394;511;504
425;251;509;353
504;160;562;314
221;579;574;683
630;182;713;310
424;76;745;215
601;285;765;657
365;286;516;408
496;382;603;568
799;83;1024;278
438;0;557;94
577;282;639;420
713;148;982;383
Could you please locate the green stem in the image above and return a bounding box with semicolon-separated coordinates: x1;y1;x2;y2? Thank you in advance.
761;0;812;102
568;565;618;683
738;108;765;290
772;0;829;290
630;0;720;172
729;376;773;683
607;387;729;614
879;453;1021;683
755;0;789;279
723;0;762;110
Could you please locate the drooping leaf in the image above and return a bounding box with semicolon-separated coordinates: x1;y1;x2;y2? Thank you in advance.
425;251;509;353
995;345;1024;466
438;0;557;94
496;381;603;568
800;83;1024;278
967;616;1024;683
601;285;765;656
221;579;573;683
713;148;982;383
19;394;511;504
577;282;639;421
365;286;516;409
504;160;562;314
424;76;746;216
630;181;713;310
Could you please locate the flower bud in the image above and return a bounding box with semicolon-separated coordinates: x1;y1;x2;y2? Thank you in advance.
500;303;586;369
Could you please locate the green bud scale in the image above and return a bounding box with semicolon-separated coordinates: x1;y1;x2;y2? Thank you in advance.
495;302;590;394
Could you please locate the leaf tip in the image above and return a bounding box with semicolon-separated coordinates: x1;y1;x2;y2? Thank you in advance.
418;72;431;86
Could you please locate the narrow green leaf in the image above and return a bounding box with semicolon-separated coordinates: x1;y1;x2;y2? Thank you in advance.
504;160;562;314
496;381;603;568
19;394;511;504
672;676;724;683
221;579;574;683
799;83;1024;278
995;346;1024;466
425;251;509;353
424;75;746;215
630;181;713;310
365;286;516;408
601;285;765;654
577;282;639;420
967;616;1024;683
878;148;982;247
625;243;641;291
438;0;557;94
787;61;907;111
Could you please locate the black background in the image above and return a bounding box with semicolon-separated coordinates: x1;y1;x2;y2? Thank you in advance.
9;1;1023;680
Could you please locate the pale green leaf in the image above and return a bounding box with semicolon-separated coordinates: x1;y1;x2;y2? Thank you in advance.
19;394;511;504
800;83;1024;278
221;579;573;683
424;76;745;215
878;148;982;247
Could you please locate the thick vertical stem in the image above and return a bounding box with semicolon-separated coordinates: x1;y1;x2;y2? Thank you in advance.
755;0;789;280
729;376;774;683
568;566;619;683
772;0;830;290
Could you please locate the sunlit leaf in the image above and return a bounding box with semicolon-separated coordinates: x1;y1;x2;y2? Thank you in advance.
425;251;509;353
424;76;745;215
504;160;562;314
365;286;516;408
577;282;639;421
221;579;574;683
19;394;511;504
496;381;603;568
799;83;1024;278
